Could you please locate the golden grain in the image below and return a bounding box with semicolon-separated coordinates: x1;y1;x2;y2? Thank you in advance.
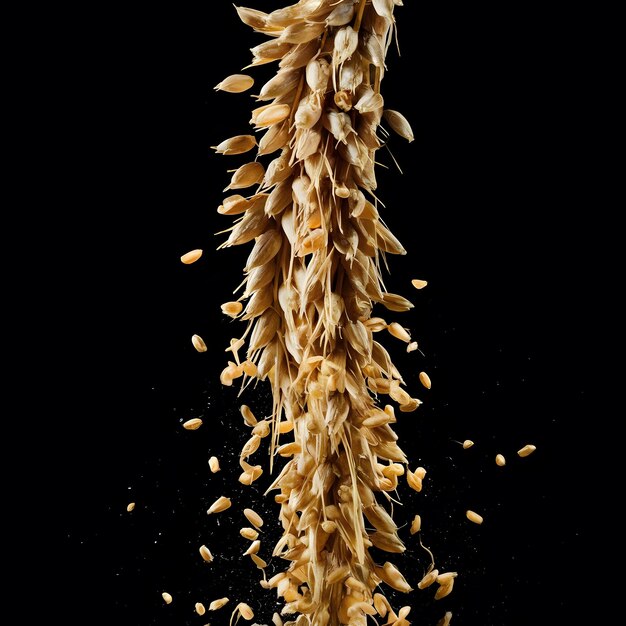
463;439;474;449
183;418;203;430
221;301;243;318
466;510;483;525
518;444;537;457
410;514;422;534
214;73;254;93
161;591;172;604
195;602;206;616
384;109;415;142
207;496;231;515
240;527;259;541
418;568;439;590
236;602;254;620
419;371;432;389
251;553;267;569
243;539;261;556
208;456;220;473
243;508;263;529
191;334;207;353
199;545;213;563
496;453;506;467
126;502;135;512
212;135;257;155
209;597;229;611
435;578;455;600
180;249;203;264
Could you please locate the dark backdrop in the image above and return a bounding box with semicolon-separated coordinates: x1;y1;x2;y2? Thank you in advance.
52;2;596;625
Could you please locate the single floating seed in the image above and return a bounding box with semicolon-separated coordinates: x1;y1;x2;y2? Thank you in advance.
518;444;537;457
214;73;254;93
250;553;267;569
191;334;207;352
407;341;418;353
208;456;220;473
410;514;421;534
462;439;474;449
240;527;259;540
209;597;229;611
126;502;135;512
161;592;172;604
387;321;411;343
419;371;432;389
436;572;458;585
243;508;263;529
199;545;213;563
496;453;506;466
411;278;428;289
180;249;203;264
243;539;260;555
195;602;206;616
221;301;243;317
236;602;254;620
466;510;484;525
207;496;231;515
183;418;203;430
417;569;439;590
435;578;455;600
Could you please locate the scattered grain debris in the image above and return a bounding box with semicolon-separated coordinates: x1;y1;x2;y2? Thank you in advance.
462;439;474;449
411;279;428;289
466;510;484;525
180;249;203;264
518;444;537;457
410;514;422;534
195;602;206;615
209;597;230;611
496;454;506;467
199;545;214;563
407;341;418;353
207;496;231;515
244;508;264;529
192;334;208;352
183;418;203;431
209;456;220;473
161;592;172;604
419;371;432;389
126;502;135;512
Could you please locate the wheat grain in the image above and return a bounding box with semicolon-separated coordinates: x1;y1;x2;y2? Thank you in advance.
180;249;202;264
161;591;172;604
191;334;207;352
183;418;202;430
199;545;213;562
207;496;231;515
518;444;537;457
126;502;135;512
466;510;483;525
209;597;229;611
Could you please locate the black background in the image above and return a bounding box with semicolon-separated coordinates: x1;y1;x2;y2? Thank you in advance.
50;2;601;624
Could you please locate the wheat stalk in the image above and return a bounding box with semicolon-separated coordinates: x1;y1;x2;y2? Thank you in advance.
211;2;423;624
